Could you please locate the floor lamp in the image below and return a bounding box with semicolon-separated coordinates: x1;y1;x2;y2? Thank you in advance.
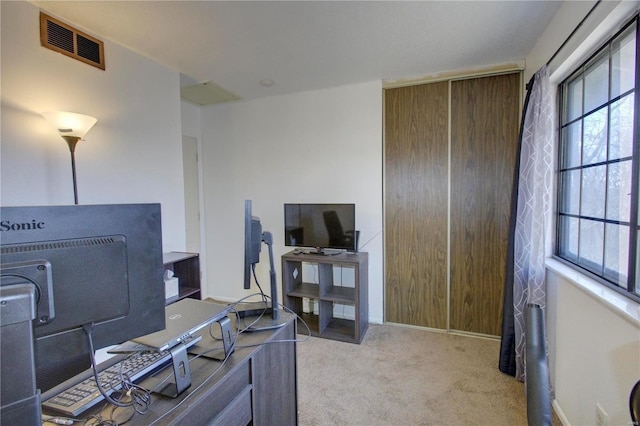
42;111;97;205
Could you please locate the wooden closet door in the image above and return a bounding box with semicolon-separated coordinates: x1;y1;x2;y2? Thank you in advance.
384;82;449;329
449;73;520;336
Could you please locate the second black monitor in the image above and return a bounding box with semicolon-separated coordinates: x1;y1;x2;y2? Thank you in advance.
284;203;355;253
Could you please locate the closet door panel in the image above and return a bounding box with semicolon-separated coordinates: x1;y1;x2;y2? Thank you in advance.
384;82;449;329
449;73;520;336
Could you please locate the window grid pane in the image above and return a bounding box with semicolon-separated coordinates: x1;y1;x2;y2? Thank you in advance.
609;93;634;160
566;77;583;122
581;165;606;218
560;170;581;215
578;219;604;274
557;17;638;301
606;160;632;223
582;108;608;165
562;121;583;168
558;215;579;261
604;223;629;286
584;53;610;114
611;26;636;98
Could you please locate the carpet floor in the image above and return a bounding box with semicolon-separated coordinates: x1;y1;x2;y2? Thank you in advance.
296;323;534;426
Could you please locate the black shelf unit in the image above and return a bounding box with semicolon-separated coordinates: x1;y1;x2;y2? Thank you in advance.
282;250;368;343
163;252;201;305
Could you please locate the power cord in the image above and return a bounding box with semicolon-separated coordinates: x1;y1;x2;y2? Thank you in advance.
232;298;312;349
148;298;310;426
251;263;268;303
43;299;306;426
82;324;151;415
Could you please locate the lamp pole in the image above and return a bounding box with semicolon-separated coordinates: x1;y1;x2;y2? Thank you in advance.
62;136;81;205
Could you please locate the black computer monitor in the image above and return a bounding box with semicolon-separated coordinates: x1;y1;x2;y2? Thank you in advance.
0;204;166;393
244;200;262;290
241;200;287;330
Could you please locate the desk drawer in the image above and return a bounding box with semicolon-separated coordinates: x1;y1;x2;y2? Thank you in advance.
211;361;251;412
212;385;252;426
169;360;251;425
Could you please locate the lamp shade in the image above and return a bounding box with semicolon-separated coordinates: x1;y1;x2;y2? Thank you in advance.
42;111;97;138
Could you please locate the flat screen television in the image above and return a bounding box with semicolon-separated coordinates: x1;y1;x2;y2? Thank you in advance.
0;204;166;394
284;203;356;253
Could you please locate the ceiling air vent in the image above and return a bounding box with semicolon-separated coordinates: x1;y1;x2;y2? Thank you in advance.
40;12;105;70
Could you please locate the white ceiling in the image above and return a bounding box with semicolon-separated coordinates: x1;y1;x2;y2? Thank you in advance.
31;1;563;103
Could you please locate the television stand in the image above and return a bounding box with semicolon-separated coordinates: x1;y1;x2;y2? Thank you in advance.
282;250;368;343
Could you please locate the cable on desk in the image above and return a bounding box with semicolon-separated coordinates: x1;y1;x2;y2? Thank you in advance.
92;292;311;425
82;413;119;426
232;299;312;350
82;324;152;415
217;292;270;334
147;348;232;425
252;264;268;303
147;298;310;425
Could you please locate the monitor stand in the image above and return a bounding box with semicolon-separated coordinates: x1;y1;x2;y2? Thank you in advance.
233;300;270;318
188;317;235;361
148;343;191;398
245;231;288;332
145;317;235;396
242;306;287;331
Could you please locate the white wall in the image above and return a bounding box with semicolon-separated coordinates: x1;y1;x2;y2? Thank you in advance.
180;100;207;284
1;1;186;251
181;100;202;140
525;1;640;424
546;263;640;426
199;81;384;323
525;0;598;82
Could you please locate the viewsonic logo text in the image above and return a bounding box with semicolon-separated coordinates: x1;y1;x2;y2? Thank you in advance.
0;220;45;232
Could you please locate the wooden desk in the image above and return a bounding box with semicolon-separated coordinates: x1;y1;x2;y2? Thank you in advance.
71;313;298;426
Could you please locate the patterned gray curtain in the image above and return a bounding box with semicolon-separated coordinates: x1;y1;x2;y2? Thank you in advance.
499;65;554;381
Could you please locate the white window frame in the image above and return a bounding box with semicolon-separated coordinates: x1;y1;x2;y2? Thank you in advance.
555;15;640;303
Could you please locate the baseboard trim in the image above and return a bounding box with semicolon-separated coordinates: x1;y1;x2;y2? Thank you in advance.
553;399;570;425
